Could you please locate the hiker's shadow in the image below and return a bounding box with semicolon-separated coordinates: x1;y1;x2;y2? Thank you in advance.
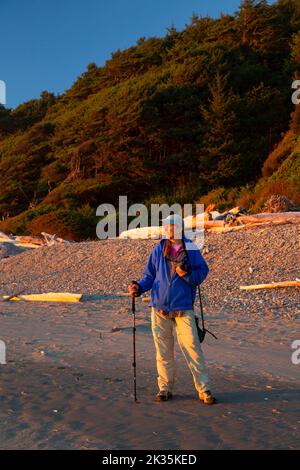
172;389;300;405
214;388;300;405
111;323;151;334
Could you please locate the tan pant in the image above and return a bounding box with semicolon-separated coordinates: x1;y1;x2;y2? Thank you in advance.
151;307;210;395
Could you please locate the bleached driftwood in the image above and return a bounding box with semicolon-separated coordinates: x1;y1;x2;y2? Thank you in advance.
3;292;82;302
15;235;44;246
238;212;300;225
0;231;13;241
208;222;273;233
204;220;227;229
205;212;300;232
240;280;300;290
0;235;41;249
41;232;70;246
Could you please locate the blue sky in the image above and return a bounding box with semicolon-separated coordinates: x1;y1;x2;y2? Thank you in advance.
1;0;273;109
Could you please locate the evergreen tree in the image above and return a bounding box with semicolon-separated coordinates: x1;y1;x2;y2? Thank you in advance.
199;72;241;190
238;0;279;56
0;105;13;135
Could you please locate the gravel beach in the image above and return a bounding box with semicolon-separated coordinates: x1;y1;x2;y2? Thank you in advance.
0;224;299;319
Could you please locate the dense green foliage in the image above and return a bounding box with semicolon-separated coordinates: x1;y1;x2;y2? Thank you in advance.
0;0;300;239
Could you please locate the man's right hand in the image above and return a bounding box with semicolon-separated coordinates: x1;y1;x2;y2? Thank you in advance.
129;281;141;297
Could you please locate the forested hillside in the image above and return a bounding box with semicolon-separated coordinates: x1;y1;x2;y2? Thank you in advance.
0;0;299;240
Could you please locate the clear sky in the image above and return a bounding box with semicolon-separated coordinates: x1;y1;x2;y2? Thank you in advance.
0;0;273;109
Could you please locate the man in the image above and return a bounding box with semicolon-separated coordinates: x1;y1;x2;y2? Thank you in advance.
129;213;216;404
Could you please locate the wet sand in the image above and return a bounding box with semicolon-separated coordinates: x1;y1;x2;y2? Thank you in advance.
0;297;299;450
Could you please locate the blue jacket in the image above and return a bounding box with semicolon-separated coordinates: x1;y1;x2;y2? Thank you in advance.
137;236;209;311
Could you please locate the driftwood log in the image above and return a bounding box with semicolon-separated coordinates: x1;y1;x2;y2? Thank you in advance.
203;212;300;232
15;235;44;246
2;232;71;248
238;212;300;224
0;231;13;241
41;232;70;246
240;280;300;290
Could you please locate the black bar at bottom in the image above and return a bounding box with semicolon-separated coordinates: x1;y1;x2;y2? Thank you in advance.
0;450;299;467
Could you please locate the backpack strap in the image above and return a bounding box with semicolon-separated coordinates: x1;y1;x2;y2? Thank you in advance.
182;237;217;341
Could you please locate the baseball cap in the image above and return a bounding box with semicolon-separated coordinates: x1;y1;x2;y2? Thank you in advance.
162;213;184;227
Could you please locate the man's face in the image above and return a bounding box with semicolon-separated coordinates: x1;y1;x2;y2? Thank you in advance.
163;223;182;240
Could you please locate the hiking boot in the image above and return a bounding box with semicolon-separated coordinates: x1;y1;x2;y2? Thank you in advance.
155;391;173;402
199;390;216;405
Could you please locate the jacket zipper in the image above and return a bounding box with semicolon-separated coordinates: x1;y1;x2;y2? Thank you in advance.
166;259;172;308
166;259;178;308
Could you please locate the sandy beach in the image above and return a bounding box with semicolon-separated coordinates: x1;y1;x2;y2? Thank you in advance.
0;225;299;449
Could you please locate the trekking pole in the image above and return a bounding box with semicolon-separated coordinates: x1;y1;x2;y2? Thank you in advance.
131;286;138;403
2;289;26;302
